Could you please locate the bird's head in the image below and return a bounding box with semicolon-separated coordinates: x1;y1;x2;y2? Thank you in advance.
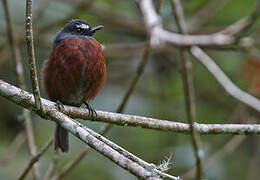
53;19;103;48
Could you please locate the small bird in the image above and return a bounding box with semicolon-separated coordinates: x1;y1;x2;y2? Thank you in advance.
42;19;106;152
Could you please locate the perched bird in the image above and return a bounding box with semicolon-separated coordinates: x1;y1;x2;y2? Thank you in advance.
42;19;106;152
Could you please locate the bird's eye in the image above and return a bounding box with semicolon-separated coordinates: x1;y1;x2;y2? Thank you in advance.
76;27;82;33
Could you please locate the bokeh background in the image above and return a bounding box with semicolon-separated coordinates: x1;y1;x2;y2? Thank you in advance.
0;0;260;179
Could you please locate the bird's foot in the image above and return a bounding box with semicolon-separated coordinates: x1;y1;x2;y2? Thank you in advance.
56;100;65;111
84;102;97;119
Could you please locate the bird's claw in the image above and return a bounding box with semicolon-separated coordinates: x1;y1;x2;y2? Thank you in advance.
84;102;97;119
56;100;65;110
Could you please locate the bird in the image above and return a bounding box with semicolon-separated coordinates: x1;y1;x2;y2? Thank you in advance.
42;19;106;152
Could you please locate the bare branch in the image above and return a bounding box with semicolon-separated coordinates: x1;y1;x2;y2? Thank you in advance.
221;0;260;37
81;125;179;180
50;148;89;180
2;0;40;178
0;131;26;165
171;0;203;179
137;0;234;48
182;136;246;179
23;109;41;179
190;46;260;113
0;80;260;135
18;138;53;180
47;116;165;179
42;149;60;180
0;80;178;179
1;0;24;87
187;0;228;32
25;0;44;112
117;41;151;113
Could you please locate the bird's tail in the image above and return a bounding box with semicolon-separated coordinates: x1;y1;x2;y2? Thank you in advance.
55;124;69;152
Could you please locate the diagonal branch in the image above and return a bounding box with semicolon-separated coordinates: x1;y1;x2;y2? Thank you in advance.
0;131;26;165
182;135;246;179
221;0;260;37
81;125;179;180
187;0;228;32
18;138;53;180
0;79;179;180
171;0;203;179
190;46;260;113
42;151;60;180
2;0;41;179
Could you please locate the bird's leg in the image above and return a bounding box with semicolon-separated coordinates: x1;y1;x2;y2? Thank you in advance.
56;100;65;110
84;102;97;119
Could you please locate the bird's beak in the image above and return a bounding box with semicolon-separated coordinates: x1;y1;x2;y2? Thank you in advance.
89;25;104;34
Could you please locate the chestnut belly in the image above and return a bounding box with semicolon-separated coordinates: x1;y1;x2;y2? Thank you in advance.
42;38;106;106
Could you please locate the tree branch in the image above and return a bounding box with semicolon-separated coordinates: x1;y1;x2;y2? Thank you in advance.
171;0;203;179
81;124;179;179
50;149;86;180
137;0;234;48
18;138;53;180
0;80;260;135
187;0;228;32
190;46;260;113
2;0;41;178
0;131;26;165
25;0;44;112
221;0;260;37
0;80;180;180
182;136;246;179
42;151;60;180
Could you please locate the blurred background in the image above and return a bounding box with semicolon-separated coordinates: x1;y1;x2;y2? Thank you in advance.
0;0;260;179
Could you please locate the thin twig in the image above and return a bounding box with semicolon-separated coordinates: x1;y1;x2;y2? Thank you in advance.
117;41;151;113
1;0;25;88
187;0;228;32
25;0;44;112
1;80;260;135
247;137;260;180
0;131;26;165
183;100;251;179
50;148;90;180
42;150;60;180
182;136;246;179
221;0;260;37
2;0;40;179
101;24;152;134
23;109;41;179
190;46;260;112
18;138;53;180
171;0;203;179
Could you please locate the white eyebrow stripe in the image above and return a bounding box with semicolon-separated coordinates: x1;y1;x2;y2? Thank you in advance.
76;24;89;29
